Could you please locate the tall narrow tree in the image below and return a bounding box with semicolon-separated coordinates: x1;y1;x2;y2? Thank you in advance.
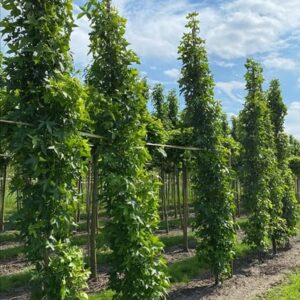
178;12;235;284
267;79;298;240
167;89;179;129
0;52;8;232
240;60;284;254
151;83;168;124
83;1;169;299
1;1;89;298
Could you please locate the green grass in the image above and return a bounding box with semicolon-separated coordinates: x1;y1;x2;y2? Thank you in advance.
262;270;300;300
168;255;202;283
236;217;248;231
0;268;32;293
0;245;24;260
3;191;17;218
89;290;115;300
158;217;195;230
71;232;106;247
168;241;252;283
160;233;196;248
0;230;20;243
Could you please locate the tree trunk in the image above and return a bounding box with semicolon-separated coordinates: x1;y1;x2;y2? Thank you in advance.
90;147;98;279
162;170;169;233
182;161;189;252
86;162;91;259
173;169;177;219
272;237;277;256
0;163;7;232
176;166;183;229
159;168;164;222
77;176;82;224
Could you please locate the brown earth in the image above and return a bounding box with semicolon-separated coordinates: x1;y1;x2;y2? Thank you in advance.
2;229;300;300
169;236;300;300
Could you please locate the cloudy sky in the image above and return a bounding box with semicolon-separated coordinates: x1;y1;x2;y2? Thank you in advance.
2;0;300;138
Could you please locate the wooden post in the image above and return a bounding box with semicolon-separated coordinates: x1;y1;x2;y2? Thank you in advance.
90;147;98;279
182;161;189;252
176;165;183;229
162;170;169;233
77;176;82;224
86;161;91;258
0;163;7;232
173;167;177;220
159;168;164;222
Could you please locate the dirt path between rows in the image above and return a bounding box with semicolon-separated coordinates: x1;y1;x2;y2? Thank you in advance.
169;236;300;300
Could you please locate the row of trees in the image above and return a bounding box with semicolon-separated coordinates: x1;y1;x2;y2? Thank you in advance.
237;62;298;254
148;12;300;285
0;0;170;299
0;0;300;299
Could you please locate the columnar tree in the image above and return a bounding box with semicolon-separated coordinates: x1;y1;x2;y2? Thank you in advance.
178;12;235;284
289;135;300;156
83;1;169;299
240;60;285;253
151;83;171;129
167;89;179;129
1;1;89;298
0;51;8;232
267;79;298;239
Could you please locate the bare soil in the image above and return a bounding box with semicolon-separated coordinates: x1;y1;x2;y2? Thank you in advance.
0;258;30;276
0;242;21;251
169;236;300;300
3;229;300;300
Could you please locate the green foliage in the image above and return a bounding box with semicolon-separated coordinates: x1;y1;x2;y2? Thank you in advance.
167;89;179;129
33;243;89;300
239;59;287;251
281;168;299;236
267;79;287;137
239;59;272;250
0;52;4;90
178;12;236;283
289;157;300;177
151;83;169;127
144;112;167;162
289;136;300;157
1;0;89;298
83;1;169;299
267;79;298;241
0;52;8;161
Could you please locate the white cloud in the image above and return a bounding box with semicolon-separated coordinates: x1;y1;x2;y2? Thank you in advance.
71;5;91;68
263;53;298;71
164;68;180;80
215;60;235;68
70;0;300;65
285;101;300;139
205;0;300;59
216;81;245;103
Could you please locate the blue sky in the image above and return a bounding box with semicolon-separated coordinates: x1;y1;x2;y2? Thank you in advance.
2;0;300;138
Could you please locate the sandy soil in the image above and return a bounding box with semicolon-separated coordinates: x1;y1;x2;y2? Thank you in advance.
0;258;29;276
2;228;300;300
169;236;300;300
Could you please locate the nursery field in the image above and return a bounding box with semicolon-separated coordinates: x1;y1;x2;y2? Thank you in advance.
1;0;300;300
1;192;300;300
